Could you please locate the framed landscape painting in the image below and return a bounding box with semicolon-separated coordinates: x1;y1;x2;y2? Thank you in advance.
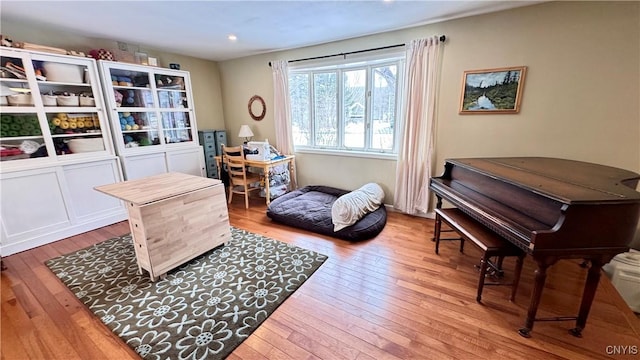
459;66;527;114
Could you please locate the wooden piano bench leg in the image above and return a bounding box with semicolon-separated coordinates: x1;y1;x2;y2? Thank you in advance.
476;253;491;302
510;255;525;302
433;211;465;255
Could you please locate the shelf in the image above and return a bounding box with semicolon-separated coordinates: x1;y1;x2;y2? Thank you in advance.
115;107;155;112
122;129;157;134
0;135;44;141
157;88;186;92
37;81;91;87
0;106;37;112
51;132;103;138
0;78;29;84
113;85;150;91
44;106;99;113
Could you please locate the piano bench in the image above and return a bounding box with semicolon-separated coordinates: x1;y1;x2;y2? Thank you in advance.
434;207;525;302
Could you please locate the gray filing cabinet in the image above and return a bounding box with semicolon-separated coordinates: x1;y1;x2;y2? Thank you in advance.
214;130;227;155
198;129;226;179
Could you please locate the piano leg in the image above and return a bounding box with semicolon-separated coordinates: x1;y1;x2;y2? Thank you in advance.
518;259;556;338
569;259;603;338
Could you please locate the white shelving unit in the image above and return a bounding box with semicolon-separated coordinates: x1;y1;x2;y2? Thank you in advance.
0;48;126;256
98;61;204;180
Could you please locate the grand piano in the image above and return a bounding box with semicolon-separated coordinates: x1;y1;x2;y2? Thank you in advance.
429;157;640;337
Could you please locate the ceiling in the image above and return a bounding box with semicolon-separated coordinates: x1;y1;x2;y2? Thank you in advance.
1;1;542;62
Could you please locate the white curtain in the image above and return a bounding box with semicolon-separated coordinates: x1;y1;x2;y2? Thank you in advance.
271;60;294;155
393;36;443;215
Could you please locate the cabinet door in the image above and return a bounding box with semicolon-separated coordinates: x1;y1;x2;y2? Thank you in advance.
155;72;194;145
101;65;161;150
99;62;199;153
33;54;113;159
1;52;51;162
121;153;168;180
1;50;114;165
166;148;205;177
62;160;124;222
0;167;71;246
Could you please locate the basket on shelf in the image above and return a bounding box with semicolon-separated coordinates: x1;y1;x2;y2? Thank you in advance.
7;94;33;106
79;96;95;107
56;95;79;106
41;94;57;106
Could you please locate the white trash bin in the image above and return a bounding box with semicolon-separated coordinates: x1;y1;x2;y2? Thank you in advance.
603;250;640;313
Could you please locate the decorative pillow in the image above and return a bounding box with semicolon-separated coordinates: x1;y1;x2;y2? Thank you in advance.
331;183;385;231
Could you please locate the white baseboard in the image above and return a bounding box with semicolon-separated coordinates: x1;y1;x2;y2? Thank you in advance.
383;203;435;219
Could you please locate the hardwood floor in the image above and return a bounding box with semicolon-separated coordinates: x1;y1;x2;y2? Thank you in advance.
2;199;640;359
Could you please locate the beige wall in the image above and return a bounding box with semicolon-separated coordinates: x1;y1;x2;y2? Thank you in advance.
3;1;639;207
436;1;639;172
0;20;226;131
219;1;640;205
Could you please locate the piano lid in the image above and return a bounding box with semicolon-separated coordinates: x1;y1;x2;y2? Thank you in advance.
447;157;640;204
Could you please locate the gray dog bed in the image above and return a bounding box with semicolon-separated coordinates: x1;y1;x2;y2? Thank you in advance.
266;185;387;241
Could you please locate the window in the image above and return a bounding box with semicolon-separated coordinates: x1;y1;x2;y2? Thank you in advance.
289;54;404;157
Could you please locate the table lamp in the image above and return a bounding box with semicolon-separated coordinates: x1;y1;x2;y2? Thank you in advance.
238;125;254;144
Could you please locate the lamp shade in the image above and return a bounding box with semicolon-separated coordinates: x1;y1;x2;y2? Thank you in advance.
238;125;254;139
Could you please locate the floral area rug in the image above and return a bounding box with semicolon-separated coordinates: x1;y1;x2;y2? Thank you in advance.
45;227;327;360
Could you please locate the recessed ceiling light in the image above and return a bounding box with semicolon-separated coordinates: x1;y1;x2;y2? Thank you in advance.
228;34;237;41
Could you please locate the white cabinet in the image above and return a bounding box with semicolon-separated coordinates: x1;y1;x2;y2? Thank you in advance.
1;159;126;255
0;48;126;256
98;61;204;179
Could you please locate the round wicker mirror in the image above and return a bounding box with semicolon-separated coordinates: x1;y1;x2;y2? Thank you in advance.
248;95;266;121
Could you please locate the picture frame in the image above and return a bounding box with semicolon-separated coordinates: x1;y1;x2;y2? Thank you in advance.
134;52;149;66
459;66;527;114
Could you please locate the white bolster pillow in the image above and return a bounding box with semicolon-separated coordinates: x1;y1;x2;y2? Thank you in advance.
331;183;385;231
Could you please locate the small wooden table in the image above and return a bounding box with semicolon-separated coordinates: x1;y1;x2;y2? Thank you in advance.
215;155;296;205
95;172;231;281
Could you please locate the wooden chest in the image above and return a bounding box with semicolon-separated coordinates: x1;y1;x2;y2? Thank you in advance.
95;172;231;280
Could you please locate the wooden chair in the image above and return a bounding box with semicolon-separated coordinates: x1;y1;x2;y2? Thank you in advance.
222;145;261;208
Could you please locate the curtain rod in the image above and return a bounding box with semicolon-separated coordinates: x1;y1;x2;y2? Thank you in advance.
268;35;445;67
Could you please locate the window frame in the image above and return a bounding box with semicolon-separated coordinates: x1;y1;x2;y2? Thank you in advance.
288;51;405;159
